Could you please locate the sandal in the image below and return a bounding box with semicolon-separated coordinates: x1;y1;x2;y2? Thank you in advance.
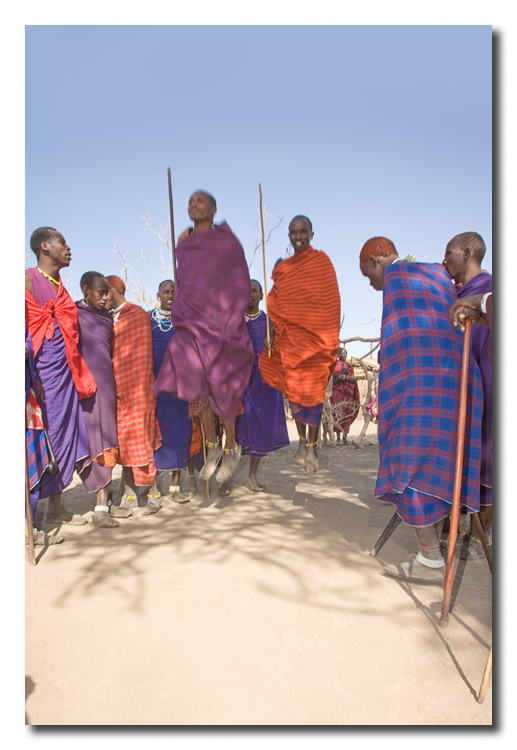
169;486;192;504
199;438;223;481
215;444;242;484
110;494;137;518
141;493;162;516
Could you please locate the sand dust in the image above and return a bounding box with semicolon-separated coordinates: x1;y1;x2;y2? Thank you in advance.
25;421;491;725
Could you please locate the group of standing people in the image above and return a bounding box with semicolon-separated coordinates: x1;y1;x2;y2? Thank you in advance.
25;193;492;591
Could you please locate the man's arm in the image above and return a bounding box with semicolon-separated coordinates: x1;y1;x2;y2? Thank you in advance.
449;293;489;332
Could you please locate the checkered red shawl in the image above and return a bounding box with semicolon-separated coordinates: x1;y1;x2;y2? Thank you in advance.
154;222;254;420
376;262;483;522
112;303;161;470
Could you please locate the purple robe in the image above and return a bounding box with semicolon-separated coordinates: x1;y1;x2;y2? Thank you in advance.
25;331;49;516
150;310;192;471
25;268;89;500
458;271;492;504
236;311;290;457
154;222;254;420
75;301;118;492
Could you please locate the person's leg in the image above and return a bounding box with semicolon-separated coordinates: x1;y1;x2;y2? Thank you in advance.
199;405;222;480
93;485;119;528
304;424;320;474
45;492;87;525
111;467;139;517
293;419;306;465
187;460;197;493
247;456;265;491
383;521;445;582
216;418;241;483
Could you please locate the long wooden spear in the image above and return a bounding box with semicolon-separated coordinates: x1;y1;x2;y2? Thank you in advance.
167;167;177;285
258;183;271;357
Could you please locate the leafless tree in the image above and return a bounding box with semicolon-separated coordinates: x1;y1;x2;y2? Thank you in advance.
247;205;284;273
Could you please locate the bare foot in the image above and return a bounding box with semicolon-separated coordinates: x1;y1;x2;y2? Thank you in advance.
93;510;120;528
293;439;306;466
304;445;319;474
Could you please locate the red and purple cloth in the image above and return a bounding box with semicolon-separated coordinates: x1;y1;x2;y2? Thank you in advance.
330;360;360;434
25;268;91;501
458;271;492;505
236;311;290;457
376;261;483;526
74;302;119;493
154;222;254;420
25;331;49;516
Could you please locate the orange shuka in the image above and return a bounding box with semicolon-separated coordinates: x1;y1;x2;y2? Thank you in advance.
259;247;341;407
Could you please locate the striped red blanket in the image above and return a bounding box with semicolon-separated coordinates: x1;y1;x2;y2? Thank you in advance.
112;302;161;485
259;246;341;407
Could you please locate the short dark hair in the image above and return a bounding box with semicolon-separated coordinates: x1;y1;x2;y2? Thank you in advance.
30;227;56;258
80;271;106;291
190;190;217;210
250;279;263;293
289;215;313;232
158;279;175;292
449;232;486;264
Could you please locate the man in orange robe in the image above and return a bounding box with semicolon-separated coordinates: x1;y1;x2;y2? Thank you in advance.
259;215;341;474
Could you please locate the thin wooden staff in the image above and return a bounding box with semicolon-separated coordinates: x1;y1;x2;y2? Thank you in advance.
200;423;210;499
440;318;472;627
258;183;271;357
25;441;36;566
167;167;177;286
477;645;492;703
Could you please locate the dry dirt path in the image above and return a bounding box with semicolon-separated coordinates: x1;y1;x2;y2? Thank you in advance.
25;422;492;725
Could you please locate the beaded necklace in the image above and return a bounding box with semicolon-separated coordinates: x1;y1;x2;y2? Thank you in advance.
37;267;59;287
245;310;262;322
152;307;173;332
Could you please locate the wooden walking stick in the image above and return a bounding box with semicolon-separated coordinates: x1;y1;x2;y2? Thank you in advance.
440;318;472;628
25;442;36;566
200;423;210;499
477;645;492;703
258;183;271;357
167;167;177;286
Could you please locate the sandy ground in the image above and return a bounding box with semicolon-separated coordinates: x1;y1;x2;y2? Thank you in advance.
25;420;492;726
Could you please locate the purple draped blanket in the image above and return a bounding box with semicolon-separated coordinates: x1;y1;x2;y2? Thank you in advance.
75;301;119;492
154;222;254;420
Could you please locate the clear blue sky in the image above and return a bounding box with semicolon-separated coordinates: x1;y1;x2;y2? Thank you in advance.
25;25;492;358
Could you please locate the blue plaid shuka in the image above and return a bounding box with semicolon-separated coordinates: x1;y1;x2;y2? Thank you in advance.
376;262;483;526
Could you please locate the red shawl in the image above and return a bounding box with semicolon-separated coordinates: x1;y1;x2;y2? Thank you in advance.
25;284;97;400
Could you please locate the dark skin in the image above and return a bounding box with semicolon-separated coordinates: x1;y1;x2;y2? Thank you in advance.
284;217;319;474
185;193;240;483
449;292;492;541
81;276;119;528
155;281;196;500
26;231;86;526
442;236;484;287
332;348;357;444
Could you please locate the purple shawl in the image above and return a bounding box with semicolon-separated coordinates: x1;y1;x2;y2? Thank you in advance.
74;301;118;491
458;271;492;497
154;222;254;420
